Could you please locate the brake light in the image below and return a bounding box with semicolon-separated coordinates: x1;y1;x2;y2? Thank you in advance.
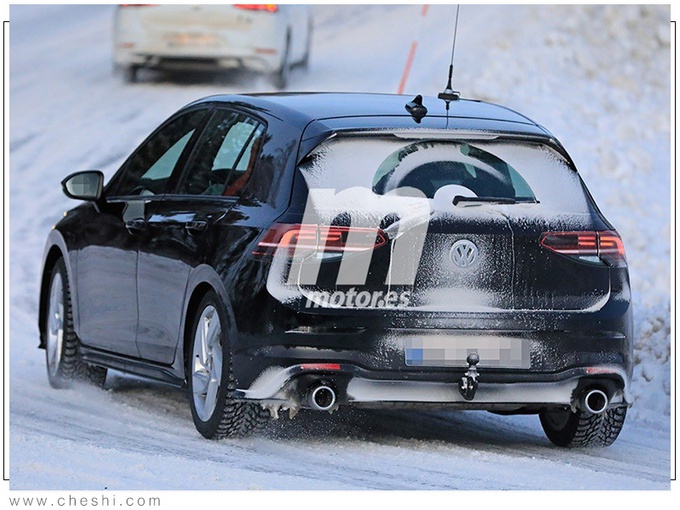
540;232;597;256
597;231;626;264
253;224;388;259
540;230;626;266
234;4;278;13
254;224;316;258
300;363;341;371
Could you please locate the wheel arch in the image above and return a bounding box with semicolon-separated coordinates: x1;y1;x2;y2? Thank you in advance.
38;231;75;349
177;265;237;383
181;282;215;375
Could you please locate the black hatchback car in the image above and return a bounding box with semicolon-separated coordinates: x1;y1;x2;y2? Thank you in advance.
39;92;632;446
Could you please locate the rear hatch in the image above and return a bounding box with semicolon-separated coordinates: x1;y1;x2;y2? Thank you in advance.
120;5;262;52
261;133;617;315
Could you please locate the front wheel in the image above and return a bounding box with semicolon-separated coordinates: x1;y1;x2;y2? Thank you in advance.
539;406;627;447
187;291;268;439
43;258;107;389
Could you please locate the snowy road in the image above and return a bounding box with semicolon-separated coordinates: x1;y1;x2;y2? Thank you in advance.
8;5;671;490
9;372;670;490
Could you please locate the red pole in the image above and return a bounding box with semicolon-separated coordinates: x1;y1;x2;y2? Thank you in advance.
397;5;429;94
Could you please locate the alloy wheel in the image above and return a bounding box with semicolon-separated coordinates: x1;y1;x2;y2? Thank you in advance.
46;273;64;378
191;305;223;421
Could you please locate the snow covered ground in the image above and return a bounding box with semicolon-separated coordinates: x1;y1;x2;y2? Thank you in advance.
7;3;672;492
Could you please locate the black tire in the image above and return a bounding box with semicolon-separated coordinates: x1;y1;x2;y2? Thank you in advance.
539;406;627;447
187;290;268;439
123;65;138;84
272;35;290;89
300;22;312;70
43;258;107;389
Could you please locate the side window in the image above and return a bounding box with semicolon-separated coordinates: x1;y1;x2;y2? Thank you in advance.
108;110;206;197
176;110;264;197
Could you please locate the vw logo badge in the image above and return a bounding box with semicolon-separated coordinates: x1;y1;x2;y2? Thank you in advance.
450;239;478;268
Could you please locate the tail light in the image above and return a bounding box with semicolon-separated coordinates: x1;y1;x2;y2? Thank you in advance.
540;230;626;266
253;224;388;260
300;363;341;371
234;4;278;13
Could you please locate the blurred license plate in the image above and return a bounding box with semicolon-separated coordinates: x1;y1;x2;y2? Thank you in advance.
405;336;530;368
166;33;219;48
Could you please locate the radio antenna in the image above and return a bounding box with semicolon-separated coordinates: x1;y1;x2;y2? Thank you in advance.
438;4;461;107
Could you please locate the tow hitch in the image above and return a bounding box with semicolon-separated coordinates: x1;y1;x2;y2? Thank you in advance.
458;352;480;401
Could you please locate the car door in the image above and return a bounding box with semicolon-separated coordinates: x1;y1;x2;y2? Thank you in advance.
75;109;208;357
135;107;265;364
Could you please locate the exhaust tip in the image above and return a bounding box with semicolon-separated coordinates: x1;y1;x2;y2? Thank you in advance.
309;384;336;412
583;388;608;415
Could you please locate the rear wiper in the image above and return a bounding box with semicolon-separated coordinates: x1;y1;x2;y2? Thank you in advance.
453;196;517;206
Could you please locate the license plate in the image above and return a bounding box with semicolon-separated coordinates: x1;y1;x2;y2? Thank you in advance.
166;33;219;49
404;335;530;368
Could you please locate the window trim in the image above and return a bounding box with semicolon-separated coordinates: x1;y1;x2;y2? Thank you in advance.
165;105;268;201
103;106;213;202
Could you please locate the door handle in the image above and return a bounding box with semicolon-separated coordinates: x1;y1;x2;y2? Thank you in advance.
185;220;207;235
125;218;145;234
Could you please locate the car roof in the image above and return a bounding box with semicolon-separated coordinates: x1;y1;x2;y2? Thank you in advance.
189;92;552;137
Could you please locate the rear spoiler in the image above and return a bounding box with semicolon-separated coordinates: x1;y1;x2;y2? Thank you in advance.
297;124;578;172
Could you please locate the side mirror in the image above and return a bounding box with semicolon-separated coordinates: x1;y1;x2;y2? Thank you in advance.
61;171;104;201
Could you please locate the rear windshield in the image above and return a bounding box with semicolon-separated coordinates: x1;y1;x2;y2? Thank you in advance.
299;135;591;213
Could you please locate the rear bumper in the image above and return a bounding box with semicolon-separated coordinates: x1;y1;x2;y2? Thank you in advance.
114;51;280;73
232;312;633;412
233;323;633;386
235;362;631;411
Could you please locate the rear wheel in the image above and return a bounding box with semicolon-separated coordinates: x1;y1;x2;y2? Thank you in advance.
44;258;107;389
122;65;138;84
271;35;290;89
300;22;312;70
187;291;268;439
539;406;627;447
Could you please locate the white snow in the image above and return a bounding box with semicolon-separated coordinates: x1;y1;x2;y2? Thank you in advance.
6;3;671;493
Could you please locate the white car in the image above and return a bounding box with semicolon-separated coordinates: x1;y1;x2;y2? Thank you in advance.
113;4;312;88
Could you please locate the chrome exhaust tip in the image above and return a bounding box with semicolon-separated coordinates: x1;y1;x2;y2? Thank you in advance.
582;388;609;415
309;384;336;412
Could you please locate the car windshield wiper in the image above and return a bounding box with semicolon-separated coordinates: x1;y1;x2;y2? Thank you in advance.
453;196;517;206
